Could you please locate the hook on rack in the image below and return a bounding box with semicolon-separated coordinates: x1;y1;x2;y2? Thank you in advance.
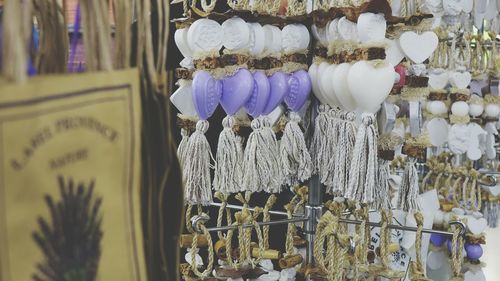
449;220;468;237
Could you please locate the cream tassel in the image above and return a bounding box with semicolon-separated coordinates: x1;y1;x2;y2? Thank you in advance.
345;114;378;204
309;104;331;179
243;116;282;193
184;120;214;205
280;112;313;186
177;128;190;167
332;112;357;196
374;158;392;210
213;116;244;194
397;157;420;212
322;109;340;193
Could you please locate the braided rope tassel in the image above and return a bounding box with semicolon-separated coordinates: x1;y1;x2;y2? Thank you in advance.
333;112;356;195
374;158;392;210
263;195;277;250
310;104;331;178
177;128;190;167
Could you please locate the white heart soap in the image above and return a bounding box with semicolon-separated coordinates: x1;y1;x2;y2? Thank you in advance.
449;71;471;89
222;17;250;50
317;62;331;105
357;13;387;43
249;23;265;56
427;118;449;146
187;18;223;53
175;28;193;58
385;39;405;66
399;31;439;64
467;216;487;235
311;24;328;47
321;64;341;108
428;70;449;89
282;24;310;52
308;64;329;104
347;60;396;113
337;16;358;42
333;63;357;111
326;19;340;43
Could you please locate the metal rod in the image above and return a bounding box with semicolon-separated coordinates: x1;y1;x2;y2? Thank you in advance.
210;202;289;217
200;217;309;233
338;218;467;237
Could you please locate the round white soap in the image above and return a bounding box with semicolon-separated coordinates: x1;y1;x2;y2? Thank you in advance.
451;101;469;116
485;103;500;117
427;100;448;115
469;103;484;117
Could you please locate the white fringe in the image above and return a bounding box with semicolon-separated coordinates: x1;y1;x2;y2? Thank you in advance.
397;157;420;212
242;116;282;193
213;116;244;194
332;112;357;196
177;128;190;167
280;112;313;186
373;158;392;210
345;113;378;204
309;104;330;176
183;120;214;205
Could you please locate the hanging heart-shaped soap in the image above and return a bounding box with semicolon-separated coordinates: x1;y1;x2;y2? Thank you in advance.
221;68;254;115
332;63;356;111
429;70;449;89
263;72;289;115
282;24;310;52
308;64;329;104
187;18;223;53
311;24;328;47
427;251;446;270
192;70;222;120
347;60;395;113
316;62;331;104
385;38;405;66
222;17;250;50
320;64;341;108
443;0;463;16
337;16;358;42
263;25;282;53
467;215;487;235
449;71;471;89
245;71;270;118
174;28;193;58
326;18;340;43
427;118;449;147
399;31;438;64
249;23;265;56
285;70;311;112
357;13;386;43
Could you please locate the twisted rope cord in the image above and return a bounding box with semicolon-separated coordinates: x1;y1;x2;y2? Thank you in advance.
462;176;470;208
191;220;214;279
284;203;297;256
214;192;232;241
314;212;335;273
409;212;431;281
263;195;277;250
450;223;464;280
186;204;194;233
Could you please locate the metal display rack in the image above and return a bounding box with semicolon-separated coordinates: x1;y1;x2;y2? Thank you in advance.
191;173;469;265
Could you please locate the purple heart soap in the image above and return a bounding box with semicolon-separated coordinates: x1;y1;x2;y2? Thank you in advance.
245;71;270;118
285;69;311;112
262;71;289;115
192;70;222;120
221;68;254;116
